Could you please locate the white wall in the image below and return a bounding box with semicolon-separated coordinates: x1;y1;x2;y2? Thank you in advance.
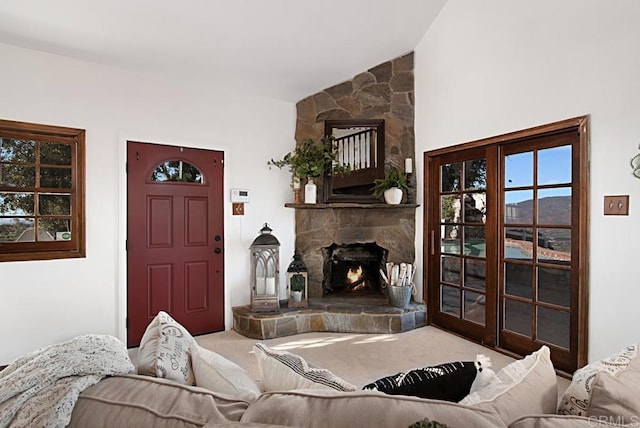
0;42;296;365
414;0;640;362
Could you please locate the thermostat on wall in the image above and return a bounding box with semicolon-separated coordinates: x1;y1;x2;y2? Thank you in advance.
231;188;250;203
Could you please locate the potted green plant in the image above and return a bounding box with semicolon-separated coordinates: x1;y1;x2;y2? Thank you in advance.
268;136;349;204
371;166;409;204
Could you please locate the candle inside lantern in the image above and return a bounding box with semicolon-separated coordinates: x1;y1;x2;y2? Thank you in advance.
405;158;413;174
265;277;276;295
256;276;266;295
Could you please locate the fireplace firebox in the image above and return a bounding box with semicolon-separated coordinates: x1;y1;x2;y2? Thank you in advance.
322;242;388;295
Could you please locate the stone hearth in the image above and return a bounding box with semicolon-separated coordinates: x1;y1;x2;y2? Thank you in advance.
232;295;426;340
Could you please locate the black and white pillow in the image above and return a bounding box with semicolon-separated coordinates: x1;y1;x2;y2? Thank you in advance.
362;355;494;402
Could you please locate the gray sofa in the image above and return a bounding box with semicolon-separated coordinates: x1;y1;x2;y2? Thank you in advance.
68;339;640;428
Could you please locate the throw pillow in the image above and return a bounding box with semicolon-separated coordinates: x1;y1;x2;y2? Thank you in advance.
459;345;557;426
253;343;357;392
137;311;196;385
192;345;262;402
362;355;494;402
558;342;640;423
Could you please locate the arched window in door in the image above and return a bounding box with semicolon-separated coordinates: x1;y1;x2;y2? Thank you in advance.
150;160;203;183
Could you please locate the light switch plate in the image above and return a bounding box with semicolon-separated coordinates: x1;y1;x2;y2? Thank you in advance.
603;195;629;216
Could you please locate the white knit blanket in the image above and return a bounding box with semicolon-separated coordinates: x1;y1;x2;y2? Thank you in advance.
0;334;135;428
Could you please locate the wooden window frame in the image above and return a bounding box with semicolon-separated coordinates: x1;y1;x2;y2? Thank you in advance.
0;119;86;262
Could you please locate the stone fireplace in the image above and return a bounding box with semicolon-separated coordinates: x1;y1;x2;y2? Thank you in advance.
294;206;416;298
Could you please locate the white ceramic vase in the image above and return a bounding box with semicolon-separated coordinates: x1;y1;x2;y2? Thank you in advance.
304;178;317;204
383;187;403;204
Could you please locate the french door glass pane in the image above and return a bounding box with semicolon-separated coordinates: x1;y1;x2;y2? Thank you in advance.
538;267;571;307
537;228;571;262
537;306;570;349
463;193;486;223
504;299;531;336
441;163;461;192
441;256;461;284
440;195;460;222
464;259;485;291
441;226;460;254
538;145;572;185
441;285;460;317
504;190;533;224
505;151;533;188
504;227;534;260
464;159;487;190
505;262;532;299
538;187;571;225
463;226;486;256
464;290;485;325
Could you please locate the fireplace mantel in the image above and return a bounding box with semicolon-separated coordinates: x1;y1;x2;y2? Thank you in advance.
285;203;419;209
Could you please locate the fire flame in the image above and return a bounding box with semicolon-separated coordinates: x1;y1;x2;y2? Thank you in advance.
346;265;364;284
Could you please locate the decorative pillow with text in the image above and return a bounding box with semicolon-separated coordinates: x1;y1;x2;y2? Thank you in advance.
137;311;196;385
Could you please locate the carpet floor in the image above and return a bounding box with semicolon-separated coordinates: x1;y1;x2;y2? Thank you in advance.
194;326;570;395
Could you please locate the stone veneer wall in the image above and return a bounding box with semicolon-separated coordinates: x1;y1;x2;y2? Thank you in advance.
293;52;417;298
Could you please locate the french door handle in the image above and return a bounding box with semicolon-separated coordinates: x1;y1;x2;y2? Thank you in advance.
214;248;222;254
430;230;435;256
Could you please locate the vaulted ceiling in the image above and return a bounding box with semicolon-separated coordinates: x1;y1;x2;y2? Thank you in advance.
0;0;446;101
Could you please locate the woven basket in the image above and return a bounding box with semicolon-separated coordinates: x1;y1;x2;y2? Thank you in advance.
387;284;412;309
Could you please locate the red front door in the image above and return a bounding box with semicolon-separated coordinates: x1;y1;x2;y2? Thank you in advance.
126;141;224;347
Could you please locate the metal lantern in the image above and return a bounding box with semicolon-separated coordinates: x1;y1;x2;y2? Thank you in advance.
250;223;280;312
287;252;308;308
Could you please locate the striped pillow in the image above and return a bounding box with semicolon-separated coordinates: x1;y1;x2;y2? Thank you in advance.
253;343;356;392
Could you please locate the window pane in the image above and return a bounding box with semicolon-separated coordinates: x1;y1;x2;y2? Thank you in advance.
441;195;460;223
464;159;486;190
504;227;534;260
538;228;571;262
151;160;203;183
0;138;35;162
441;255;461;284
441;226;460;254
505;151;533;188
463;226;486;256
538;188;571;225
538;267;571;307
464;290;485;325
504;299;531;337
505;262;532;299
39;218;71;241
538;145;571;185
441;162;461;192
464;259;486;291
40;142;72;165
537;307;570;349
0;165;36;187
0;192;34;215
39;193;71;215
441;285;460;317
463;193;486;223
505;190;533;224
0;218;34;242
40;167;72;189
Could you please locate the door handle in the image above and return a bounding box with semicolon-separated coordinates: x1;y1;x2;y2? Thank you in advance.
214;248;222;254
214;235;221;241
